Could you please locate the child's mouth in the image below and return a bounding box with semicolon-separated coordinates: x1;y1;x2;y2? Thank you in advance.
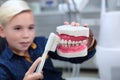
20;42;30;47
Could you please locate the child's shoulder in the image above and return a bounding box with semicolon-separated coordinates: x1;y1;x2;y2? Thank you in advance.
34;36;47;41
32;36;47;49
34;36;47;44
0;50;8;65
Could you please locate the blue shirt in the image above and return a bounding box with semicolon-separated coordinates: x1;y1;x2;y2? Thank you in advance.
0;38;6;54
0;36;96;80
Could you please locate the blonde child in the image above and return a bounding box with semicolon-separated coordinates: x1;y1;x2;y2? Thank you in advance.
0;0;96;80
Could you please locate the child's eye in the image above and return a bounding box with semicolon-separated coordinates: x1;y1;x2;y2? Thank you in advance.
14;27;21;30
14;25;22;30
29;26;34;30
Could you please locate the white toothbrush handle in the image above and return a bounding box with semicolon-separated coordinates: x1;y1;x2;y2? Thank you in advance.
35;33;60;73
36;50;48;73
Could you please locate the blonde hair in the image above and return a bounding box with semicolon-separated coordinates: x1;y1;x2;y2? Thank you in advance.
0;0;31;26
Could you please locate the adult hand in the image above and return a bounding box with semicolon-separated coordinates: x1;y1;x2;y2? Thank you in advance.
83;23;96;50
64;21;80;26
23;57;43;80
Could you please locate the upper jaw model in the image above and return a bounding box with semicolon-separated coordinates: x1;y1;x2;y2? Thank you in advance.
56;25;89;58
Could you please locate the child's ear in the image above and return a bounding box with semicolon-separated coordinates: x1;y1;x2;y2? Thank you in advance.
0;25;5;38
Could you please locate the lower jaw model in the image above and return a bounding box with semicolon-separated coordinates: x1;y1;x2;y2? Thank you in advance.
56;25;89;58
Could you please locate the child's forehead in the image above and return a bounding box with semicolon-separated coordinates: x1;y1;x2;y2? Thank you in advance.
6;13;34;27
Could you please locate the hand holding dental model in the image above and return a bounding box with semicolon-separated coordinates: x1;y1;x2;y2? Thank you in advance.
36;22;91;73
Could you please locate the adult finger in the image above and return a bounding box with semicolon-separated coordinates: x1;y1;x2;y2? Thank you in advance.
75;23;80;26
64;21;69;25
71;22;76;26
83;23;88;27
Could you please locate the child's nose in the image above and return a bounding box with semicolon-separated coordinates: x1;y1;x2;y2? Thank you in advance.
23;30;29;38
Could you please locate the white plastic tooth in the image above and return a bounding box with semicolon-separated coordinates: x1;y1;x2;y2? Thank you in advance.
76;41;79;46
83;40;87;44
75;41;78;44
72;41;75;46
64;40;67;45
60;39;64;44
63;40;65;44
79;41;82;44
68;40;71;47
61;40;64;47
81;41;84;45
68;40;72;45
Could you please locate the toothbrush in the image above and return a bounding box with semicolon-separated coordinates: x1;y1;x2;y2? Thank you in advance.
36;33;60;73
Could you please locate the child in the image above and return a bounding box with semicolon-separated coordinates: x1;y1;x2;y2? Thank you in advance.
0;0;96;80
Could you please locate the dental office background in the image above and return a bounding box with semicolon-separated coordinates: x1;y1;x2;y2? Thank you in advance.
1;0;120;80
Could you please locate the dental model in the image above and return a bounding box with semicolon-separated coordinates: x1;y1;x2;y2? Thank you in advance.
56;25;89;58
36;25;89;73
